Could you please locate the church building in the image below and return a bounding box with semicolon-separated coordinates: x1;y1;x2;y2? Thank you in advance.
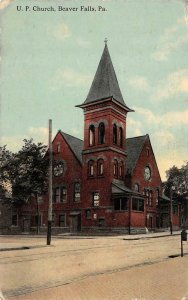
18;42;181;234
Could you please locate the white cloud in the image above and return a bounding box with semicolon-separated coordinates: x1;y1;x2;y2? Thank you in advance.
76;38;90;48
157;158;172;181
135;106;188;127
156;155;187;181
54;23;71;40
133;107;161;124
28;127;49;144
1;136;25;152
163;110;188;126
153;35;188;61
1;127;57;152
152;130;175;147
126;117;143;137
50;68;92;90
177;16;188;26
0;0;13;10
153;22;188;61
152;69;188;101
128;76;149;91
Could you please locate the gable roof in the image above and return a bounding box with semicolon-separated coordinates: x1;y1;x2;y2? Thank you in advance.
126;135;148;174
60;131;84;164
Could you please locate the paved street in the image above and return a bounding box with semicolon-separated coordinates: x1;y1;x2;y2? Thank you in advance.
0;234;188;300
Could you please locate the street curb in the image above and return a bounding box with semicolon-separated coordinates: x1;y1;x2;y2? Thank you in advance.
123;232;181;240
0;244;51;252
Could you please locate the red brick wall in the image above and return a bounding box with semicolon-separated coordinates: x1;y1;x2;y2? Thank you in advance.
125;137;162;228
34;131;82;227
131;211;145;227
81;100;129;227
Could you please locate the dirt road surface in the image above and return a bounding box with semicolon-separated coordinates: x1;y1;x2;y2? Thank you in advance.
0;234;187;300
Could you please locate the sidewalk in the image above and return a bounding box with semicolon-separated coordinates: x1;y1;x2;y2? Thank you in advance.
10;255;188;300
121;230;182;240
0;231;182;251
0;236;48;251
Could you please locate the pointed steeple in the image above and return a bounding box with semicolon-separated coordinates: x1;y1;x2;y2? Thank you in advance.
84;42;127;107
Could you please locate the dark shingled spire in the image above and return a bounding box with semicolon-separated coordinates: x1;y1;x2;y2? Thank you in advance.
84;43;127;107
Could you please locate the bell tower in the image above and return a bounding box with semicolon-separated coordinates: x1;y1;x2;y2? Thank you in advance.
76;41;133;225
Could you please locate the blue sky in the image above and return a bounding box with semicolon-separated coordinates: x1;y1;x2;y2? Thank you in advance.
0;0;188;180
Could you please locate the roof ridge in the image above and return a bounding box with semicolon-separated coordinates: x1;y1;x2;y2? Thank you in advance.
60;131;83;142
126;134;148;140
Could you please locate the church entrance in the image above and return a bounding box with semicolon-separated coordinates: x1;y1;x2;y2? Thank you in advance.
149;216;153;228
69;212;81;232
22;217;30;232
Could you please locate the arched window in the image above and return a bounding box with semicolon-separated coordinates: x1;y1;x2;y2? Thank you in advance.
113;124;117;144
119;161;124;179
156;188;160;206
149;190;153;206
57;143;61;153
145;189;149;205
119;127;123;147
134;183;139;192
60;186;67;203
98;123;105;144
88;160;94;177
89;125;95;146
113;160;118;178
74;182;81;202
97;159;104;176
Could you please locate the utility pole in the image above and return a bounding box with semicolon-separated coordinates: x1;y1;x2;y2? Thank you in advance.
170;187;173;235
47;119;53;245
128;196;132;235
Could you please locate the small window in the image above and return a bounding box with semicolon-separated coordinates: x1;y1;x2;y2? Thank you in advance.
113;124;117;144
97;159;104;176
134;183;139;192
59;214;66;227
74;183;81;202
57;143;61;153
132;198;144;212
86;209;91;219
88;160;94;177
149;190;153;206
37;195;43;204
61;187;67;202
145;189;149;205
89;125;95;146
113;160;118;178
93;192;100;207
52;214;55;226
53;187;60;203
119;127;123;147
12;215;18;226
146;148;150;157
35;215;42;226
99;218;105;227
114;198;128;211
119;162;124;179
99;123;105;144
173;205;178;215
156;188;160;206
